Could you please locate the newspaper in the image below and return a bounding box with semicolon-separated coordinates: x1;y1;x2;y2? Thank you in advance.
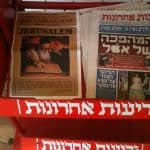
80;2;150;86
86;9;150;100
10;11;81;99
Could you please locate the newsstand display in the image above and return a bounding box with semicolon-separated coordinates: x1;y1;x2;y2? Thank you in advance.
0;0;150;149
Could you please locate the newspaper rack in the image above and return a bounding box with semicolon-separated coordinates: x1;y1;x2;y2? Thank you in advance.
0;1;150;149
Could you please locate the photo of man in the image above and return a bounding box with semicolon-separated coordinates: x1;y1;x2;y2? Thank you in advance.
20;36;70;76
98;53;113;67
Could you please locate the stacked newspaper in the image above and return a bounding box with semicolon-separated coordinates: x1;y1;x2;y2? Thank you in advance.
10;11;81;99
80;2;150;100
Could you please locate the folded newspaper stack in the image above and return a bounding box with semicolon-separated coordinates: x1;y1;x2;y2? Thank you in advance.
80;2;150;100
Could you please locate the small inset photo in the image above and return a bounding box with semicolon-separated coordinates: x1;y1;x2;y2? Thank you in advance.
98;53;113;67
144;56;150;70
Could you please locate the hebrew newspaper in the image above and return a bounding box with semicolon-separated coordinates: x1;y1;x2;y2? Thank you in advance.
86;9;150;100
80;2;150;87
10;11;81;99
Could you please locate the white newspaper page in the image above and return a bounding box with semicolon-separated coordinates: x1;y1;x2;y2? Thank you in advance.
86;9;150;100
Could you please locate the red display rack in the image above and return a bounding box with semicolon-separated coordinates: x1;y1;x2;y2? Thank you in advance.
0;1;150;150
12;137;150;150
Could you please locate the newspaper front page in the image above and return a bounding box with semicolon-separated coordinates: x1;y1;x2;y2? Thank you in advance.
10;12;81;99
80;2;150;87
87;9;150;100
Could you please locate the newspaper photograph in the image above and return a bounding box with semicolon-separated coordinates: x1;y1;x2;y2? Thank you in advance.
20;36;70;75
86;9;150;100
10;12;81;99
118;70;150;100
